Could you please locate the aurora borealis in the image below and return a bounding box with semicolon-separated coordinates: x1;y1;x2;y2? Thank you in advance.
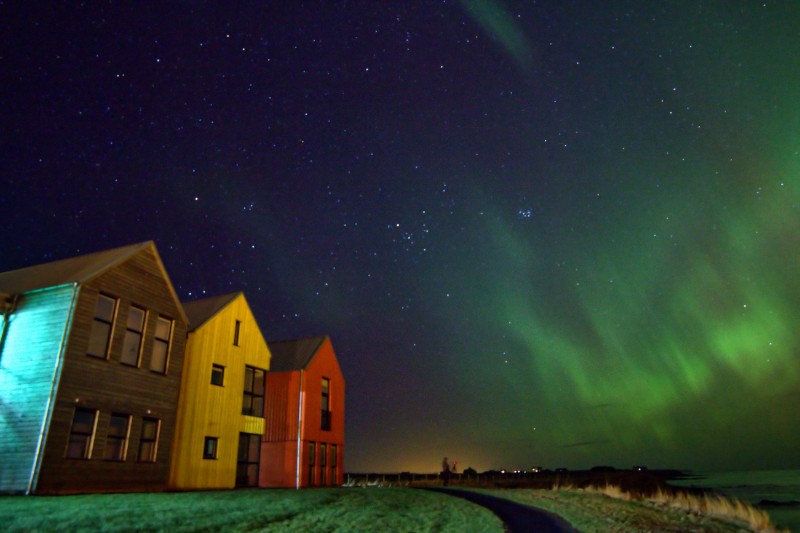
2;2;799;473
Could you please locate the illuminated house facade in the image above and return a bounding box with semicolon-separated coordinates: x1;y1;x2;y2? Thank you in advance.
0;242;188;494
169;292;271;489
261;336;345;488
1;243;346;494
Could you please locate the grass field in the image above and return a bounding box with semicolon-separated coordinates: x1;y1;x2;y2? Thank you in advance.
0;486;783;532
469;487;783;532
0;488;504;532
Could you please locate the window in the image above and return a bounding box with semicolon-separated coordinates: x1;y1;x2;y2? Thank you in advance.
211;364;225;386
242;366;265;417
308;442;316;486
88;294;116;358
331;444;338;484
66;408;97;459
138;417;160;462
233;320;241;346
104;414;130;461
321;378;331;430
203;436;218;459
236;433;261;487
320;443;327;485
120;306;145;366
150;316;172;373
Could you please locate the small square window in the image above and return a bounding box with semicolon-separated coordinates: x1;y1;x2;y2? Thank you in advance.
211;364;225;386
203;436;218;459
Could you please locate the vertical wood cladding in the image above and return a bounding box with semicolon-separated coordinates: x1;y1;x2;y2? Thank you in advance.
169;293;270;490
297;338;345;487
35;247;187;494
0;285;77;493
261;337;345;487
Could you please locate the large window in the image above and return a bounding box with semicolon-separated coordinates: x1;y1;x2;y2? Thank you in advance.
321;378;331;430
66;408;97;459
203;436;218;459
120;306;145;366
308;442;316;487
242;366;265;417
236;433;261;487
88;295;116;358
150;316;172;373
104;414;130;461
137;417;160;462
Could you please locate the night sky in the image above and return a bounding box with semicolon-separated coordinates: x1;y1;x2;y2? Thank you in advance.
2;1;799;474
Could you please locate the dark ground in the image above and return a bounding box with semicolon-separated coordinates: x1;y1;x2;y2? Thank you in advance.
428;488;578;533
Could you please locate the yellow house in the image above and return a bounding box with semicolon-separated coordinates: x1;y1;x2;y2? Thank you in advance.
169;292;271;489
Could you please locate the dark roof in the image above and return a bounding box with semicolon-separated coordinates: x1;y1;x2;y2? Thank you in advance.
0;241;188;324
267;335;328;372
0;241;153;294
182;292;241;331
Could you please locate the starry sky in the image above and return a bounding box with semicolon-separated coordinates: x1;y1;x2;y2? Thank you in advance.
2;1;799;474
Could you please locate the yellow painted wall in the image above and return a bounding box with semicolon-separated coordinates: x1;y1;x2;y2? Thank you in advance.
169;293;270;489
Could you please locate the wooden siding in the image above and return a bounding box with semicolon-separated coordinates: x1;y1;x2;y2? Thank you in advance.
298;338;345;487
169;293;270;489
263;372;298;442
260;440;299;487
261;338;345;487
0;285;77;493
34;246;188;494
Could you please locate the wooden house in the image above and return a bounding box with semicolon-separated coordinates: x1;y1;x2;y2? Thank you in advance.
261;336;345;488
169;292;271;489
0;242;187;494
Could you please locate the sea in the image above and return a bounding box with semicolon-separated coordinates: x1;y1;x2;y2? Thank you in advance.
671;469;800;532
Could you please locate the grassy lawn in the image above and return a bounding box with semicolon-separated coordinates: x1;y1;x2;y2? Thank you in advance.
0;488;504;532
468;488;774;532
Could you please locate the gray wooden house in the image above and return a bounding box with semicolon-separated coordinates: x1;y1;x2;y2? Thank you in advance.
0;242;187;494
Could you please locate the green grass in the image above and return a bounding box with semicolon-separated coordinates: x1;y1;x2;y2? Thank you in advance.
466;487;783;532
0;488;504;532
4;486;778;532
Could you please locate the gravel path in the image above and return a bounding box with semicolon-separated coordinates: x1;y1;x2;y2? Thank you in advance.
429;488;578;532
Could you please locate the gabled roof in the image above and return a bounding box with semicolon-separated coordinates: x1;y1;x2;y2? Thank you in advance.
183;292;242;331
0;242;153;294
0;241;188;324
267;335;328;372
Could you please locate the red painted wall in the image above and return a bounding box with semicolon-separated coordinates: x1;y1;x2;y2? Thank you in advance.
260;337;345;487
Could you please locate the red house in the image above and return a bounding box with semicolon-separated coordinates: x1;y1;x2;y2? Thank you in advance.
261;336;345;488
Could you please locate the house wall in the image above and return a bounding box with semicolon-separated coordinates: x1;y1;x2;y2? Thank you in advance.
34;248;188;494
261;371;300;487
0;284;78;494
299;338;345;487
260;338;345;488
169;294;270;489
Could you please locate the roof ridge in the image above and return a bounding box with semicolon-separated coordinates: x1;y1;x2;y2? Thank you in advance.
0;241;154;294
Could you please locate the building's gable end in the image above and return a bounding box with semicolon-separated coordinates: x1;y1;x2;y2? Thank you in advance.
34;245;188;494
170;292;270;490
